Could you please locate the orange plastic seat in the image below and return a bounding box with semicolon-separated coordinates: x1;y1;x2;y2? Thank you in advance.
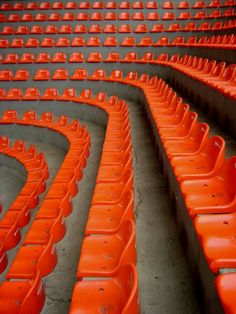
178;1;190;8
26;2;37;10
121;52;138;63
134;24;148;33
104;52;120;63
0;3;11;10
70;264;139;314
86;52;102;63
119;1;131;9
35;53;50;63
52;68;68;80
147;12;160;20
137;52;154;63
78;220;136;278
39;2;50;10
51;52;67;63
25;38;39;48
87;37;101;47
104;12;116;20
118;12;131;20
180;157;236;217
41;88;58;100
150;24;164;32
193;1;205;8
23;88;40;100
162;1;174;8
69;52;84;63
193;11;206;19
76;13;89;21
44;25;58;34
7;14;19;22
65;2;77;9
71;68;87;80
216;273;236;314
177;12;190;19
103;36;117;46
56;37;70;47
121;37;135;47
13;69;29;81
0;273;45;314
71;37;85;47
6;89;23;101
40;37;55;47
34;69;50;81
59;25;72;34
133;1;144;9
79;1;90;9
153;36;170;46
3;54;18;64
48;13;60;21
162;12;175;20
118;24;131;33
183;22;197;31
29;26;43;35
166;23;181;32
91;12;102;21
1;26;14;35
35;13;47;21
21;14;33;22
146;1;158;8
10;38;24;48
89;69;106;81
132;12;145;20
0;70;13;81
89;24;102;33
170;136;225;182
103;24;117;33
92;1;103;9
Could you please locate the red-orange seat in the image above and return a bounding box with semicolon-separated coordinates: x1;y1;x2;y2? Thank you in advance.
76;13;88;21
23;88;40;100
104;12;116;20
133;1;144;9
192;11;206;19
119;1;131;9
178;1;190;8
87;37;101;47
146;1;158;8
59;25;72;34
0;3;11;10
35;13;47;21
153;36;170;46
56;37;70;47
13;69;29;81
216;273;236;314
118;24;131;33
65;1;77;9
48;13;60;21
150;24;164;32
71;37;85;47
134;24;148;33
137;37;153;46
7;14;19;22
30;26;43;35
132;12;145;20
106;1;117;9
78;220;136;278
35;53;50;63
92;1;103;9
0;70;13;81
6;89;23;101
41;88;58;100
71;68;87;80
86;52;102;63
104;52;120;63
118;12;131;20
1;26;14;35
34;69;50;81
51;52;67;63
137;52;154;63
44;25;58;34
166;23;181;32
89;24;102;33
25;38;39;48
40;38;55;47
193;1;205;8
52;68;68;80
103;24;117;33
39;2;50;10
162;1;174;8
181;157;236;217
78;1;90;9
147;12;160;20
162;12;175;20
121;52;138;63
177;12;190;19
171;136;225;182
3;54;18;64
103;36;117;46
91;12;102;21
121;37;135;46
183;22;196;31
69;264;139;314
10;38;24;48
69;52;84;63
0;273;45;314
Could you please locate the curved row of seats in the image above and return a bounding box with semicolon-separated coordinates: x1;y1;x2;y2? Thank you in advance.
0;110;90;313
0;0;235;11
0;34;234;51
1;9;235;23
0;94;139;313
1;19;235;35
0;55;234;99
0;136;48;273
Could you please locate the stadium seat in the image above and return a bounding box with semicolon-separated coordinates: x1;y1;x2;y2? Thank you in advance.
86;52;102;63
19;53;34;64
13;69;29;81
44;25;58;34
52;69;68;80
51;52;67;63
71;68;87;80
104;52;120;63
70;264;139;314
36;53;50;63
103;37;117;46
3;54;18;64
69;52;84;63
34;69;50;81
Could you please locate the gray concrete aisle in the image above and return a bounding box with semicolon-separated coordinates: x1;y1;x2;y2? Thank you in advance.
127;100;199;314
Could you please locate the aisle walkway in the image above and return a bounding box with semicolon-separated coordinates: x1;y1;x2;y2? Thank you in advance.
127;100;199;314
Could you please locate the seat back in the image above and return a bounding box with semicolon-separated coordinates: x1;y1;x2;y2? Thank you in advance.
115;264;139;314
192;122;210;147
203;136;225;168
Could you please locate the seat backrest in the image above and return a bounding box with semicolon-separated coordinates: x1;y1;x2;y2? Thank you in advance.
192;122;210;145
203;136;225;166
115;264;139;314
211;62;226;78
220;157;236;191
